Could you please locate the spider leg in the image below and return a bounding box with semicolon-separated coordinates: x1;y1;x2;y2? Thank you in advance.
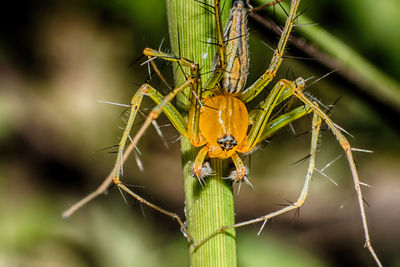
202;0;228;94
193;111;321;249
238;79;304;153
188;62;207;147
229;152;252;188
62;79;194;219
192;146;212;186
259;104;313;141
115;182;193;242
248;84;301;125
143;48;195;67
239;0;300;102
287;80;383;267
144;47;206;147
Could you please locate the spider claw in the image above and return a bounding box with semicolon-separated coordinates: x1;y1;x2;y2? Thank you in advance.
228;167;252;194
191;162;213;186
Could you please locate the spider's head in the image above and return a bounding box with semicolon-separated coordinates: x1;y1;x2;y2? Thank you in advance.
217;134;238;151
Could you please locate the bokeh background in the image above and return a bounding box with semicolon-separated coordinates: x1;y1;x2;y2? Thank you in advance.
1;0;399;266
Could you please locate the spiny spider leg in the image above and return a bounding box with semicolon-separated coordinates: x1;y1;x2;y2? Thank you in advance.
239;0;301;102
238;79;306;152
63;78;194;219
114;180;193;242
63;47;202;218
288;80;382;267
202;0;228;93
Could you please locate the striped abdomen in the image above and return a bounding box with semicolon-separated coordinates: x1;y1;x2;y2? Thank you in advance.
222;0;249;95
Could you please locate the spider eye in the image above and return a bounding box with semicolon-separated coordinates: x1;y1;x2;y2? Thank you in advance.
217;134;238;151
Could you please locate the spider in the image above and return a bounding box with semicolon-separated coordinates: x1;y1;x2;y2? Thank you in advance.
63;0;381;265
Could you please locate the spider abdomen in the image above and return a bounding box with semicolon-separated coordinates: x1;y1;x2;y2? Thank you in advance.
199;95;249;159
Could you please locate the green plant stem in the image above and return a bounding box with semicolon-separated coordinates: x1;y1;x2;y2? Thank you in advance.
166;0;237;266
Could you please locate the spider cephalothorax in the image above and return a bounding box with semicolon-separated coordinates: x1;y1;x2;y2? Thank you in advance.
198;95;248;159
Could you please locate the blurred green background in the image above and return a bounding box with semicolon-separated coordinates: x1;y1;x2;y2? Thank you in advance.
0;0;399;266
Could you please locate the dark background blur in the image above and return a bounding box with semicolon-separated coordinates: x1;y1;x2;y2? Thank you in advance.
0;0;399;266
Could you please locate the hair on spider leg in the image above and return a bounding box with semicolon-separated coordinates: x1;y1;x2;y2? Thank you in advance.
276;1;289;18
151;120;169;149
285;122;297;135
136;109;169;149
314;168;338;186
117;185;130;207
351;147;374;154
128;53;146;69
325;96;342;116
224;30;253;44
94;144;120;154
127;135;142;155
142;69;157;84
170;134;182;144
133;147;144;172
305;69;337;90
320;154;342;174
140;56;158;67
156;62;174;94
158;38;165;52
257;217;274;235
202;34;218;41
261;40;275;53
290;153;311;166
359;181;373;188
197;68;216;77
292;206;301;225
281;55;316;61
155;123;172;129
190;87;205;108
292;22;319;28
303;91;330;111
194;0;216;15
274;196;296;208
362;196;371;208
96;100;131;108
221;0;228;14
291;6;308;23
332;122;354;139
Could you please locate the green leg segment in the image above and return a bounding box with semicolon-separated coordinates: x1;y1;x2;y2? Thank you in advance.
239;0;301;103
